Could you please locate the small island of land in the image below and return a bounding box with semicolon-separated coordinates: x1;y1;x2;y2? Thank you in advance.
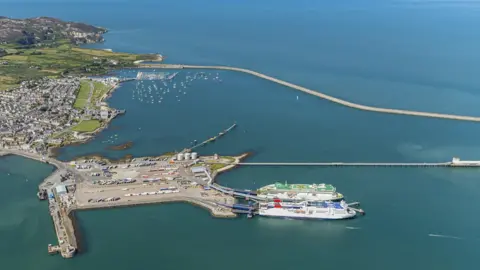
107;141;134;151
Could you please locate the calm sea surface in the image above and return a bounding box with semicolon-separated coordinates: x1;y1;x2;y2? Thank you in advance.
2;1;480;269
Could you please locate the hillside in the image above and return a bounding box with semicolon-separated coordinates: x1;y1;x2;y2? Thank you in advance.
0;17;160;90
0;16;107;45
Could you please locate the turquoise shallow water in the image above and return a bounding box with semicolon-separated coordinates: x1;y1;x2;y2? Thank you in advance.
2;0;480;269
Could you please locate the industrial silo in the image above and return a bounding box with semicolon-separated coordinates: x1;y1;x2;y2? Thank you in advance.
191;152;198;160
184;152;191;160
177;153;184;161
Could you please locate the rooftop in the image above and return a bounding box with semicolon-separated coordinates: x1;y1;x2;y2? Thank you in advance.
191;166;206;173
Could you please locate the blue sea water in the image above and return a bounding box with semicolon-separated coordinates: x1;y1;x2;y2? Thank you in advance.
1;0;480;269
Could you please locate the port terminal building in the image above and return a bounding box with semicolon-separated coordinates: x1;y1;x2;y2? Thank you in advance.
55;185;67;195
451;157;480;166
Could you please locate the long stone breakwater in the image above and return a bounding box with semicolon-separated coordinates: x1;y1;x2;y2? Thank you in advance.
137;63;480;122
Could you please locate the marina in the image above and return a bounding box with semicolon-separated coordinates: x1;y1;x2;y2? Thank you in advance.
125;69;223;106
138;63;480;123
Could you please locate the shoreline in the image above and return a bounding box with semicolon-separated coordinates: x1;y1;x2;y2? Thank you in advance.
1;102;248;259
48;79;128;155
133;54;163;65
44;51;164;151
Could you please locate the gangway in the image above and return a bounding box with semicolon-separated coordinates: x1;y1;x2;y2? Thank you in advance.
210;184;265;201
232;188;257;196
200;164;262;200
216;202;257;214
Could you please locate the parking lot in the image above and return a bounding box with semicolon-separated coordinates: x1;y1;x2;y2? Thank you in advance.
71;156;232;208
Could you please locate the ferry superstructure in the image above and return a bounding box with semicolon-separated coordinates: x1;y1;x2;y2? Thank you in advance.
256;182;343;202
258;199;356;220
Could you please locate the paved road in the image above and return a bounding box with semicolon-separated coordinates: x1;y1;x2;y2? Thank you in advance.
85;81;94;113
0;149;87;187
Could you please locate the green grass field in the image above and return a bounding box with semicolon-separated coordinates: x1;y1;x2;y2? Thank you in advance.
73;80;91;109
72;80;111;109
210;163;228;171
72;120;101;132
71;48;141;60
0;42;158;91
92;81;111;103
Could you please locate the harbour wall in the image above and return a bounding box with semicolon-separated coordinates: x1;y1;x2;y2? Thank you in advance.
66;196;237;253
137;63;480;122
72;196;236;219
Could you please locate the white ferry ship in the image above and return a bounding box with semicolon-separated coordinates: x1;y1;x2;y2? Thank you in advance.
257;182;343;202
258;199;356;220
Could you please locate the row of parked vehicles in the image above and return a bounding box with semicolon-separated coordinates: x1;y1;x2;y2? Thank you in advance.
87;197;121;203
124;187;179;197
92;178;137;185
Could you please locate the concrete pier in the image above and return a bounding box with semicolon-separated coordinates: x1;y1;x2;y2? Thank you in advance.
49;190;77;258
235;162;451;167
214;158;480;168
137;63;480;122
188;123;237;151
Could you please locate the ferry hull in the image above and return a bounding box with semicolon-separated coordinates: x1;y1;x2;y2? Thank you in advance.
258;209;356;220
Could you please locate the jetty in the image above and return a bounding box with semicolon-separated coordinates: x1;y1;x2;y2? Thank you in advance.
234;162;452;167
136;63;480;123
48;194;77;258
188;122;237;151
212;157;480;168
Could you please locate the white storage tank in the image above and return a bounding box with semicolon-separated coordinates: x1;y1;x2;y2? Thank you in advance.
191;152;198;159
177;153;184;161
184;152;191;160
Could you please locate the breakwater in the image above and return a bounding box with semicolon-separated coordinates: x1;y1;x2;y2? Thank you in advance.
137;64;480;122
188;123;237;151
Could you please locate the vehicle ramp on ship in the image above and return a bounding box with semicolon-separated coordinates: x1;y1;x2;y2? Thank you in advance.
210;184;264;201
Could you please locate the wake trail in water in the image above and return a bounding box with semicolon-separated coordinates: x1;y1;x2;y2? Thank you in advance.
345;226;361;230
428;234;463;240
